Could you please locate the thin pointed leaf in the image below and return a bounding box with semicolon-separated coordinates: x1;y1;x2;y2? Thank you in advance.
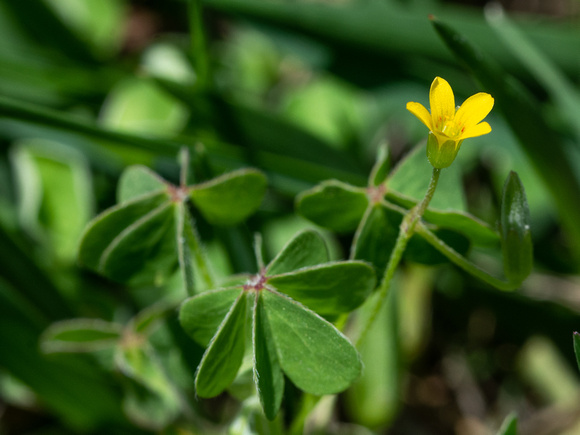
253;292;284;420
195;292;248;397
262;290;361;395
266;229;329;276
190;168;267;226
179;287;243;346
40;319;122;353
117;165;167;203
296;179;368;233
267;261;375;315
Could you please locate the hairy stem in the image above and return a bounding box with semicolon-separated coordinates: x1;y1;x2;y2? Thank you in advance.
356;168;441;346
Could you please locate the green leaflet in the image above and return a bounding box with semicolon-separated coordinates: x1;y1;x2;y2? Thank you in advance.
195;292;248;398
78;190;169;268
179;287;243;347
253;292;284;420
78;163;267;284
99;202;177;283
40;319;122;353
117;165;167;203
190;168;267;226
100;78;189;137
267;261;375;315
266;229;329;276
261;290;361;396
295;180;369;233
179;229;374;418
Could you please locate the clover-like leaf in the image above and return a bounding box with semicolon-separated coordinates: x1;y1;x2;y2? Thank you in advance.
253;293;284;420
267;261;375;315
79;164;267;285
194;292;248;397
267;229;329;276
117;165;167;203
260;290;361;395
78;190;177;284
296;180;368;233
179;287;243;346
98;202;177;283
179;230;372;419
190;169;267;226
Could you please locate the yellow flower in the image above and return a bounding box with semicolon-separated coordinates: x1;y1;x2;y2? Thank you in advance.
406;76;494;168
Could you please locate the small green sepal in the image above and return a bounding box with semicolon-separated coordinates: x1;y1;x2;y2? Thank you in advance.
426;134;462;169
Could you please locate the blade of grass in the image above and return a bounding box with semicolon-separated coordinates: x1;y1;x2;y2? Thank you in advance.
188;0;212;89
202;0;580;79
486;4;580;142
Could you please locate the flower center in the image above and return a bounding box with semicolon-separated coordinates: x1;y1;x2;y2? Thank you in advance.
435;115;464;139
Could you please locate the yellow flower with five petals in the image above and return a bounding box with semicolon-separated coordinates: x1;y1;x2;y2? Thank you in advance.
406;76;494;169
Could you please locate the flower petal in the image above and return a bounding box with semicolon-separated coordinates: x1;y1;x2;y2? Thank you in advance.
429;77;455;126
455;93;494;129
406;102;432;130
460;121;492;140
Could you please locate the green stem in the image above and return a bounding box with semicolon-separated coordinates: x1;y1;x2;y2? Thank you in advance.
356;168;441;346
179;204;215;296
187;212;216;291
414;223;518;291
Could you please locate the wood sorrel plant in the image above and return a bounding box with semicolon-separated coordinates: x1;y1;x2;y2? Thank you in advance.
40;77;532;432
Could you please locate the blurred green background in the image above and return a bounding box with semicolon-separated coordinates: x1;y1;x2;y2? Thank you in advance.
1;0;580;434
